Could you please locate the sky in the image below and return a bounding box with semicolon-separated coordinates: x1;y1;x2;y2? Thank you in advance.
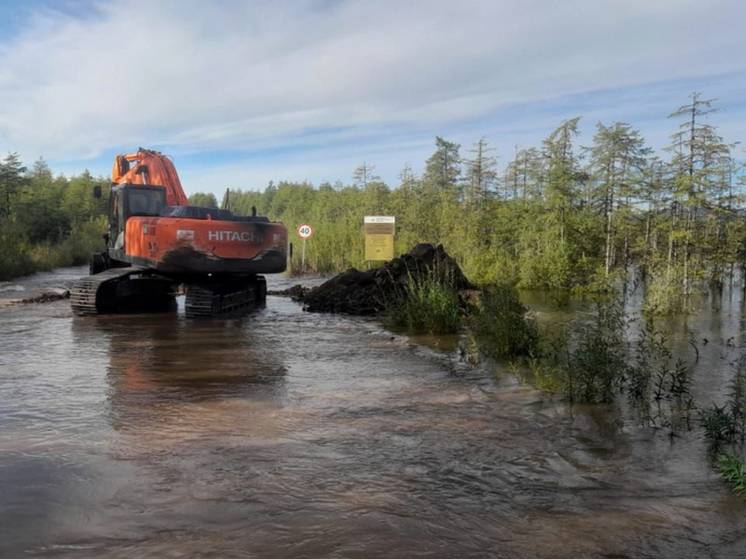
0;0;745;196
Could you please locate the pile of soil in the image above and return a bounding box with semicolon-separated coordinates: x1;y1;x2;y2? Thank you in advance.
299;243;473;315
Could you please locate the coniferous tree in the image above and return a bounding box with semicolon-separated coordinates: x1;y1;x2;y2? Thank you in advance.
425;136;461;192
353;162;379;188
463;138;498;207
589;122;650;275
0;152;28;218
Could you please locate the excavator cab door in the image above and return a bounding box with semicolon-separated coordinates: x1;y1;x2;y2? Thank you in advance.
108;186;124;249
108;184;167;251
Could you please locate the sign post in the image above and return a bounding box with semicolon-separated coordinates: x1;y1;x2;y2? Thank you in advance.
364;216;395;261
296;224;313;273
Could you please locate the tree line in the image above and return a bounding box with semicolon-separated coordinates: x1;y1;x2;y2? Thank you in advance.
208;93;745;313
0;156;109;280
2;92;744;314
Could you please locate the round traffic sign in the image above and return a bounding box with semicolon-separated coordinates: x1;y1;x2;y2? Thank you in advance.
297;223;313;239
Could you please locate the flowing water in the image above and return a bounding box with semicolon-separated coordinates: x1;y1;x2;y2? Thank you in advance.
1;267;745;558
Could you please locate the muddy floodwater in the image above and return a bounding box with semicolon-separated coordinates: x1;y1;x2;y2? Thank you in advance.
1;267;746;558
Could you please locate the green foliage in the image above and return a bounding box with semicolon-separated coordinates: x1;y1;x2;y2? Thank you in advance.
384;272;461;335
472;284;539;358
525;301;629;403
188;192;218;208
0;155;108;280
716;453;746;497
643;270;689;315
701;357;746;447
701;405;736;446
0;218;35;280
562;301;630;403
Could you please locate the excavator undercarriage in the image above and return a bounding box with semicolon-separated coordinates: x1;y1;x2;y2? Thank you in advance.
71;266;268;318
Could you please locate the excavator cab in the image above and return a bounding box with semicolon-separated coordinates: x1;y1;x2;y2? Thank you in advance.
108;184;167;250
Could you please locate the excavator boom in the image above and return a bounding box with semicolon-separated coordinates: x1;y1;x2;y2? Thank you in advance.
112;148;189;206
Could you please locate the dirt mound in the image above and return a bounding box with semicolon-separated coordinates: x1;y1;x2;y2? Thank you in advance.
301;244;473;315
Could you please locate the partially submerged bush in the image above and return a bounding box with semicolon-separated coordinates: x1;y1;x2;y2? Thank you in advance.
701;357;746;448
643;271;689;315
538;300;629;404
701;404;736;446
472;284;538;358
628;323;694;430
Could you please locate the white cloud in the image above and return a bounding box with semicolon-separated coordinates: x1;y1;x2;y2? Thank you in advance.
0;0;744;189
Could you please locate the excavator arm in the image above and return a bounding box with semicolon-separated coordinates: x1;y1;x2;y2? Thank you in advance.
112;148;189;206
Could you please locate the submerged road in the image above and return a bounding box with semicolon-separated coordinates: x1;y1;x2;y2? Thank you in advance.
0;267;745;558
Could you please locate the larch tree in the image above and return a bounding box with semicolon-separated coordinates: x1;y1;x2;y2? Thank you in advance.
463;138;498;208
588;122;650;276
667;93;730;294
353;162;379;189
543;117;583;244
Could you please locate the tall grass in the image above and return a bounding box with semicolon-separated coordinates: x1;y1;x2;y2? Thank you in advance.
716;453;746;497
384;271;461;335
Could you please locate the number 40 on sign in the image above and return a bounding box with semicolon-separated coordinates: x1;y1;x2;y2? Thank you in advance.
297;224;313;239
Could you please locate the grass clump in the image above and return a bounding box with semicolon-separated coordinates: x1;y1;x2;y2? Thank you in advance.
385;272;461;335
716;453;746;497
472;284;539;358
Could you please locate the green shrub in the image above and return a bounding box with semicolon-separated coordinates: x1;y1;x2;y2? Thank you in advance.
701;405;736;446
644;271;688;315
562;300;629;403
701;358;746;448
532;300;629;403
472;284;538;358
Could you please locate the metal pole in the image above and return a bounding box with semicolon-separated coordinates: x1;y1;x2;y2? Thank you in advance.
301;238;306;274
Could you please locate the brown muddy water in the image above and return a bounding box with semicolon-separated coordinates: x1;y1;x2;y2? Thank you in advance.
1;267;745;558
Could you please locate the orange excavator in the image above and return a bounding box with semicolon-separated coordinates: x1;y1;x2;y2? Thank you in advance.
71;148;287;317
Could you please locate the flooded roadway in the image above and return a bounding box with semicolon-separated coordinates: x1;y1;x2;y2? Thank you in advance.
1;268;745;558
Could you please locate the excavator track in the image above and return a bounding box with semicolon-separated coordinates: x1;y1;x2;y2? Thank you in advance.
71;266;176;315
185;276;267;318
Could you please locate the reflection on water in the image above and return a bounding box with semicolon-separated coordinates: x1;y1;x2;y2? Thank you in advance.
0;269;745;557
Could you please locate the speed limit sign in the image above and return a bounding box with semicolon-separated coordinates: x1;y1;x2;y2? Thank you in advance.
297;224;313;239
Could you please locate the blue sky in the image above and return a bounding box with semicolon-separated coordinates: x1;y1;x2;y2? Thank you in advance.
0;0;744;196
